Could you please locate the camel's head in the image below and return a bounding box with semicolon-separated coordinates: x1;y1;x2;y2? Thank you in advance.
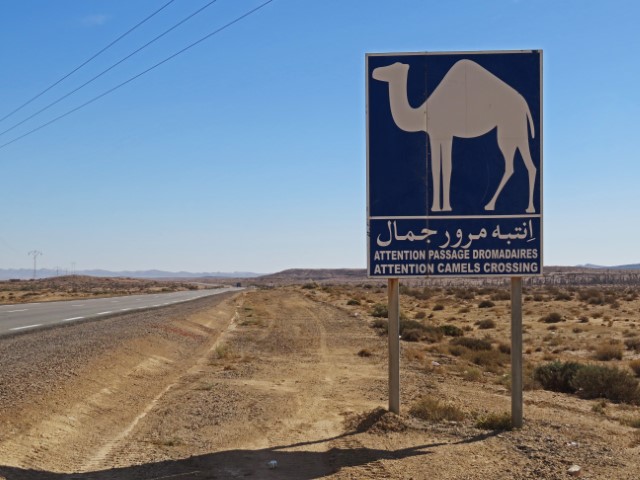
372;62;409;83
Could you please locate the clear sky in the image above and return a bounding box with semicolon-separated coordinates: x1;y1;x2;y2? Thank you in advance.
1;0;638;273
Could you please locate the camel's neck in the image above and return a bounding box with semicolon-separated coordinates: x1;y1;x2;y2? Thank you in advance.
386;74;426;133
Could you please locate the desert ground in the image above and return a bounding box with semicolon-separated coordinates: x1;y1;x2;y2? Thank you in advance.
0;276;220;305
1;278;640;479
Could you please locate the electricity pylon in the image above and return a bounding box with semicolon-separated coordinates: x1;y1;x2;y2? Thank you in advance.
28;250;43;279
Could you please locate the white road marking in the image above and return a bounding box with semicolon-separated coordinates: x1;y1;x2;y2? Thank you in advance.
120;308;131;311
10;324;42;331
63;316;85;322
6;309;28;313
97;311;112;315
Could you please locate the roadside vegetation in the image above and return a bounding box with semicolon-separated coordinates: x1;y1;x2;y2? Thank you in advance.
297;281;640;424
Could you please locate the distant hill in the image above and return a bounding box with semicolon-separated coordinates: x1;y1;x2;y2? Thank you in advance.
251;268;368;285
0;268;262;281
578;263;640;270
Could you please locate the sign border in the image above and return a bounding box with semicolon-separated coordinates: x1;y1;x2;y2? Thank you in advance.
366;50;543;278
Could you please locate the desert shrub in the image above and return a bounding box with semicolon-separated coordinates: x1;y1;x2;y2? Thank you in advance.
622;417;640;429
454;289;475;300
400;286;432;300
477;319;496;329
414;311;426;319
451;337;492;351
449;345;467;356
458;306;470;313
400;320;443;343
592;399;607;414
371;318;388;332
498;342;511;354
490;290;511;301
555;291;573;301
357;348;372;357
478;300;495;308
399;319;426;331
404;347;426;362
401;329;423;342
629;359;640;377
432;304;445;311
213;344;232;360
578;316;589;323
594;342;624;361
465;349;510;372
475;412;513;431
540;312;563;323
371;304;388;318
571;364;640;404
625;338;640;352
347;299;361;306
497;363;542;392
534;361;584;393
578;287;605;305
439;324;464;337
462;367;483;382
409;396;465;422
302;283;317;289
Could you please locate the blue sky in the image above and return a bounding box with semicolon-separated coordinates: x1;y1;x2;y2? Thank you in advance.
1;0;639;273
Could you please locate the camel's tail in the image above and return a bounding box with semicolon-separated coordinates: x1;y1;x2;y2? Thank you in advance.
526;105;535;139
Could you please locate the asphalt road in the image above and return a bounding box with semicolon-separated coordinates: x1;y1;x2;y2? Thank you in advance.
0;288;240;337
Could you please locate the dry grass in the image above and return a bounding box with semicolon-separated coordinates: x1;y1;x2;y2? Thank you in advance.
301;281;640;405
475;412;513;431
409;396;465;422
594;342;624;361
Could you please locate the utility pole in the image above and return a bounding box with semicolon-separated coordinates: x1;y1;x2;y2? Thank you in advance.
28;250;43;279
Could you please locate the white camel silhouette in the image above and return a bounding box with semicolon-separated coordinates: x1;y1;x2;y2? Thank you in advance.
372;60;537;213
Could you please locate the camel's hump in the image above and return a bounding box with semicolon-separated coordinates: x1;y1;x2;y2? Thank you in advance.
438;59;521;97
446;59;500;80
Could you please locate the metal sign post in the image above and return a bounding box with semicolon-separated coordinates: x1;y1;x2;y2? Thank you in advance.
388;278;400;414
511;277;523;428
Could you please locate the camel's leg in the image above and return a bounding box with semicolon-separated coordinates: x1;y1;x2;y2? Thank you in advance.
518;143;537;213
429;137;442;211
441;138;453;211
485;138;516;211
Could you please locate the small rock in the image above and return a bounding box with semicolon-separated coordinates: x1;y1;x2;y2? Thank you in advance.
567;464;581;477
567;441;579;447
431;361;441;367
267;460;278;469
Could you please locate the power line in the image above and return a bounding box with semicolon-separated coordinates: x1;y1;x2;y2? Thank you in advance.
0;0;221;139
0;0;275;152
0;0;176;125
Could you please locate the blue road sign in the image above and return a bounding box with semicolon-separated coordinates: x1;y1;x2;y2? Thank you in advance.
367;50;542;278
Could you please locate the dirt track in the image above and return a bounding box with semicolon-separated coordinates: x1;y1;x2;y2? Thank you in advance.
1;288;639;479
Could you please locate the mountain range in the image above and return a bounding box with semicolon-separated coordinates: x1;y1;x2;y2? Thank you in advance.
0;268;262;280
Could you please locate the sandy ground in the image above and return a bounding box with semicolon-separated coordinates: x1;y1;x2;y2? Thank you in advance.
1;287;639;479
